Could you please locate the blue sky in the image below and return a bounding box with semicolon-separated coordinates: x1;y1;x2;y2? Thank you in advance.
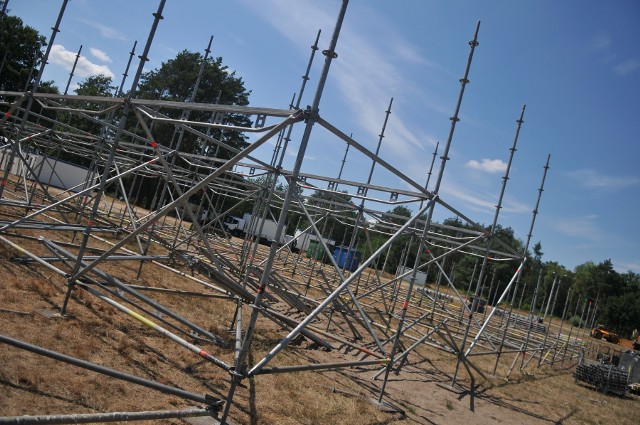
8;0;640;273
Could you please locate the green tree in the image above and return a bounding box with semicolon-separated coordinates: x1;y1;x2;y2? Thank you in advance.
30;80;59;127
127;49;253;211
302;189;357;246
376;206;413;274
597;271;640;336
571;260;617;303
431;218;525;301
533;242;543;261
0;14;46;91
135;50;252;157
46;75;115;167
75;74;115;97
61;74;115;136
383;205;412;225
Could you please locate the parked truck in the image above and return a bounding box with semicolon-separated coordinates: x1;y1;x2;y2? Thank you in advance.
223;213;283;244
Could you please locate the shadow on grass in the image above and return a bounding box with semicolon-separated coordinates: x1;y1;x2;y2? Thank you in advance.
248;350;257;425
0;377;97;411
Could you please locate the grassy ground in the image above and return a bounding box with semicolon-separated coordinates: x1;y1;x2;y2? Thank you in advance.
0;187;638;424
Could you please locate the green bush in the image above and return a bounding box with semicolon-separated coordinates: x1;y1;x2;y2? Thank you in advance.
568;315;583;327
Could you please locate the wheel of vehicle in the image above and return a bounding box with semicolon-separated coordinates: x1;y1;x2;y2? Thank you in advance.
592;329;603;339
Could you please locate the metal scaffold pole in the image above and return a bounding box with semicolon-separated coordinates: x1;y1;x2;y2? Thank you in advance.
0;0;69;200
62;0;168;313
63;45;82;96
0;2;575;422
220;2;350;422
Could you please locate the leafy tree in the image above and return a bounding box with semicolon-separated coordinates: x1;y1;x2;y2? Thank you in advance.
235;175;290;228
135;50;252;158
533;242;543;261
43;75;115;167
383;205;412;225
437;217;471;281
61;74;115;136
0;11;57;128
375;206;413;274
122;51;253;211
30;80;59;127
0;14;46;91
424;217;526;302
571;259;617;303
75;74;115;97
569;259;633;333
597;273;640;336
302;189;357;246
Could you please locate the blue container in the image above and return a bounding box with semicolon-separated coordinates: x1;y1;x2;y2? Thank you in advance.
333;246;362;272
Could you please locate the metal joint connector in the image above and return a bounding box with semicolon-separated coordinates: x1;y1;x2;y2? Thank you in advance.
302;106;313;122
322;49;338;59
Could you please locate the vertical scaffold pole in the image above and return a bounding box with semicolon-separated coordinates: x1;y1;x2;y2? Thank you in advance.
378;21;481;400
62;0;167;313
237;29;323;282
0;0;69;200
117;41;138;97
453;94;525;386
219;2;350;423
63;45;82;95
352;97;392;297
490;105;535;374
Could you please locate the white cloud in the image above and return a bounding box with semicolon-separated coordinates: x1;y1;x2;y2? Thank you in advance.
465;158;507;173
239;0;445;180
590;31;639;75
89;47;112;63
49;44;115;79
75;18;127;41
614;59;640;76
227;32;246;46
591;31;611;51
614;259;640;273
286;149;315;160
387;32;442;70
550;214;603;241
444;186;495;212
568;169;640;189
438;178;530;216
590;31;617;63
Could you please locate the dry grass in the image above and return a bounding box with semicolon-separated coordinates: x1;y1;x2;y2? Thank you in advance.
0;232;400;424
0;190;638;424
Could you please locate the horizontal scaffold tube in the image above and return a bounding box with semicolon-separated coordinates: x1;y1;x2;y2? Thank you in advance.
0;408;218;425
0;334;223;408
257;358;390;375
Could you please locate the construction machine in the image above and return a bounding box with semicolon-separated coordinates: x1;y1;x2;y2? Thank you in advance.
590;324;620;344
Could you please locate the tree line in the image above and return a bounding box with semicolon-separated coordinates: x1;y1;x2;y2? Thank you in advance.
1;10;252;215
317;197;640;340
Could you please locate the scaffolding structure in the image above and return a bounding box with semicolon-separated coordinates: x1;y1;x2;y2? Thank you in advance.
0;1;599;423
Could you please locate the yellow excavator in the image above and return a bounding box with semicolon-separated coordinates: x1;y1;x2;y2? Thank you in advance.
590;324;620;344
